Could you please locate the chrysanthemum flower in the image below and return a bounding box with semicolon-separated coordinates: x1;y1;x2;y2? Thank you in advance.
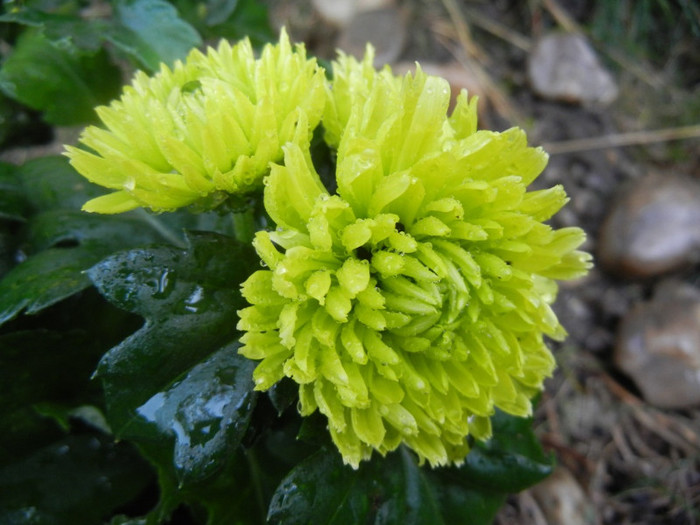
65;30;326;213
238;55;591;468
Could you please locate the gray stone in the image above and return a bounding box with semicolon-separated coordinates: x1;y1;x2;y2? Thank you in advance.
312;0;395;27
598;173;700;278
311;0;357;27
336;6;407;67
528;32;618;105
530;467;598;525
615;281;700;409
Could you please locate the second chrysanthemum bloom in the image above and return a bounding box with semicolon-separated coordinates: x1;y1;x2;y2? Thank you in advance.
65;29;325;213
238;53;591;468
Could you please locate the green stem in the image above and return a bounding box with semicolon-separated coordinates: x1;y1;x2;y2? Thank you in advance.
232;208;256;244
134;208;186;248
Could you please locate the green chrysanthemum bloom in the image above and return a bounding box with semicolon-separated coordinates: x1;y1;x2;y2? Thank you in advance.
65;30;325;213
238;55;591;468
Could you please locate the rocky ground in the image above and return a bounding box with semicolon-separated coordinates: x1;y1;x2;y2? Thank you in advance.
266;0;700;523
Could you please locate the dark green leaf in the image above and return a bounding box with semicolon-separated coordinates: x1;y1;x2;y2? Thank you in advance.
0;408;64;467
125;344;257;485
173;0;271;44
423;469;505;525
268;377;298;416
0;7;105;53
0;433;153;525
17;156;105;212
107;0;202;71
25;209;171;254
268;447;444;525
203;0;240;26
457;409;554;493
0;155;184;324
269;410;551;525
0;211;171;325
0;30;121;125
88;231;257;440
0;247;105;324
0;162;28;221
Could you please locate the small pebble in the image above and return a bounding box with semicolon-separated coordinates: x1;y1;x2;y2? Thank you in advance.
530;466;598;525
615;281;700;409
598;173;700;278
336;6;407;67
311;0;357;27
528;32;618;105
311;0;395;27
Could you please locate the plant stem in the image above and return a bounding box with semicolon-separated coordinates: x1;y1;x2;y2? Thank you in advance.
232;208;256;244
134;208;186;248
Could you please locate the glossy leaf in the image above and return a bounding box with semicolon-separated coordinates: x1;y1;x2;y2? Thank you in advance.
88;231;256;440
268;410;552;525
0;213;171;326
0;30;121;125
268;377;298;416
268;447;444;525
0;247;109;325
125;344;257;485
0;155;187;325
0;433;153;525
107;0;202;71
457;409;554;493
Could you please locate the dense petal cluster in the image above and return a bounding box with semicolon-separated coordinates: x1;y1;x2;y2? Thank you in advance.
65;30;325;213
238;54;591;468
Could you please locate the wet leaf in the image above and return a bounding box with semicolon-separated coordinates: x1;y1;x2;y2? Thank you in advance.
107;0;202;71
0;247;109;325
457;409;554;493
0;30;121;125
268;377;298;415
269;410;551;525
126;344;257;484
0;213;170;326
268;447;444;525
88;232;258;471
0;155;185;325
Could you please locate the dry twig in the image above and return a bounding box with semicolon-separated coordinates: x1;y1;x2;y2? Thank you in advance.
542;125;700;155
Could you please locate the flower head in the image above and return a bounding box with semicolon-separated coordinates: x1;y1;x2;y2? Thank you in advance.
65;30;326;213
238;54;591;468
